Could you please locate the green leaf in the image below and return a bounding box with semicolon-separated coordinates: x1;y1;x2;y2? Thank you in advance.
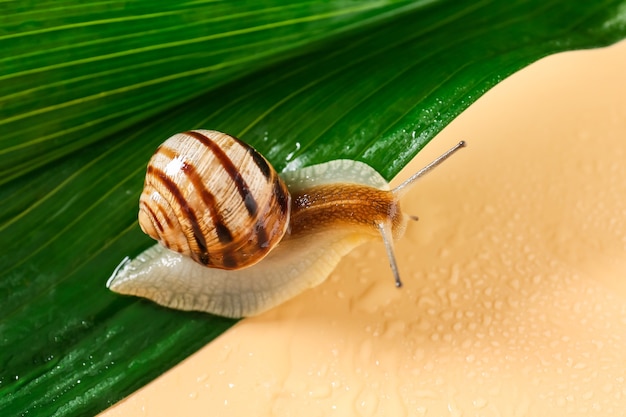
1;1;625;415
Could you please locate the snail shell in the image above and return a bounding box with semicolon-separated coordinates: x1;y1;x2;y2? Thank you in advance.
137;130;290;269
107;130;465;318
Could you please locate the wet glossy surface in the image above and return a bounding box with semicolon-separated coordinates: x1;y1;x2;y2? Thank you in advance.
101;40;626;416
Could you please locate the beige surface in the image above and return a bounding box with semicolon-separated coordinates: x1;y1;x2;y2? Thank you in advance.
102;40;626;416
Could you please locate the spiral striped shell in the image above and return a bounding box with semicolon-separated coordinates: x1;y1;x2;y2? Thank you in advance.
138;130;291;270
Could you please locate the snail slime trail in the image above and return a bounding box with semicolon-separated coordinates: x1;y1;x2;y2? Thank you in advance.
107;130;466;318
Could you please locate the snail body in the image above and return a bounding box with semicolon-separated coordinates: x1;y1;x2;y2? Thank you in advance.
107;130;465;318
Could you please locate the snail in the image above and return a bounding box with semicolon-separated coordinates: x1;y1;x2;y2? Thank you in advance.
107;130;465;318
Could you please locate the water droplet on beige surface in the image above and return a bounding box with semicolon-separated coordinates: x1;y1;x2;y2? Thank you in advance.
473;397;487;408
354;389;379;417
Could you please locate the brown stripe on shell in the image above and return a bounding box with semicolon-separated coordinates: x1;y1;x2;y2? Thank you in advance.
154;198;174;229
251;176;291;251
147;165;210;265
143;204;164;233
255;220;270;250
139;188;185;254
146;142;196;250
179;165;234;244
273;176;290;215
185;130;258;217
156;144;234;244
247;146;272;180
